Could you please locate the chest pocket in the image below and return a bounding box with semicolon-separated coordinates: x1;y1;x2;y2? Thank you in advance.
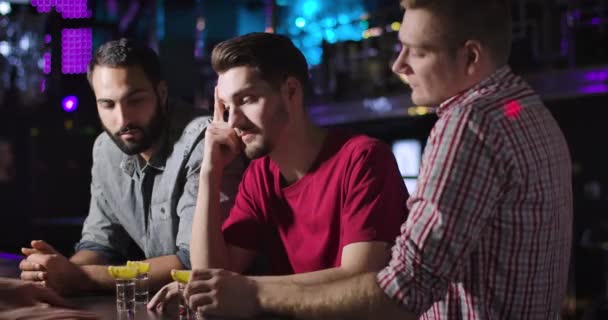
151;201;172;221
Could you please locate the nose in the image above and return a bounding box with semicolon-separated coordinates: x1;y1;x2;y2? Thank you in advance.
392;48;413;76
227;106;243;129
114;104;133;128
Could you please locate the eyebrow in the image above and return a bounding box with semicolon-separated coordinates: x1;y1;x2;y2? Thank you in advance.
400;38;437;50
96;88;148;104
219;86;259;103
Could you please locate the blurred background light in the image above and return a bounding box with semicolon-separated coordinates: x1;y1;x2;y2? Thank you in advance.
61;28;92;74
61;95;78;112
0;1;11;15
19;36;30;51
295;17;306;28
0;41;11;56
278;0;367;66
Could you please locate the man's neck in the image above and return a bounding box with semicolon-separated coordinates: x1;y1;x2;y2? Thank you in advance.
139;144;160;164
270;121;327;186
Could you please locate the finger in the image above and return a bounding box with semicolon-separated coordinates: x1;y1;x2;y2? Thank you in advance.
21;271;47;281
31;240;59;254
19;259;44;271
213;86;226;122
22;247;40;256
188;292;214;311
191;269;214;281
184;281;213;302
147;285;168;310
225;132;244;155
147;282;179;310
26;253;53;266
207;127;242;155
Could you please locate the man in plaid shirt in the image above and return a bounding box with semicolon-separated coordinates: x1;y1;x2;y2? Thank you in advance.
183;0;573;319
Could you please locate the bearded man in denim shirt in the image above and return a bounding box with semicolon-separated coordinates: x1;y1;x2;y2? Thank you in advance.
18;39;243;295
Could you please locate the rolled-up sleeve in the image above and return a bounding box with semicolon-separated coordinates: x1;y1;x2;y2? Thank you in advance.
377;107;504;314
75;158;130;262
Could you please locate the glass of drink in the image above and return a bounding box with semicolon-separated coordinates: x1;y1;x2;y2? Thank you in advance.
127;261;151;304
171;269;193;320
115;278;136;311
108;266;138;317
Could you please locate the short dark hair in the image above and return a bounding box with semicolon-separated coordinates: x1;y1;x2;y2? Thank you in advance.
211;32;309;90
87;38;163;86
400;0;512;65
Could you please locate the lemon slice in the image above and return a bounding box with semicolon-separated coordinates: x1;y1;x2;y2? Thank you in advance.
126;261;151;274
108;266;138;280
170;269;191;284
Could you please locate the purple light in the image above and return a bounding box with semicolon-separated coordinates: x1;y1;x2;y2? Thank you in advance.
43;52;51;74
584;71;608;82
579;84;608;94
62;95;78;112
40;79;46;93
44;34;52;44
0;252;22;261
61;28;92;74
31;0;90;19
591;17;601;25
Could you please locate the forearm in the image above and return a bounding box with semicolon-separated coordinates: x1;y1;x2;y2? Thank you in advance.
78;265;115;293
71;252;182;293
70;249;111;266
254;241;391;286
257;272;416;320
66;250;113;293
190;169;232;270
252;266;359;286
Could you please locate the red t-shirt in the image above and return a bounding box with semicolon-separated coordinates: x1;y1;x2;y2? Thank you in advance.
222;130;409;275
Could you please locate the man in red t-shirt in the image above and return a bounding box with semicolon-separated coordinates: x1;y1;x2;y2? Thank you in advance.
148;32;409;312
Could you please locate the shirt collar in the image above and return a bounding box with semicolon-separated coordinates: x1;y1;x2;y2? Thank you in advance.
119;134;168;177
436;65;512;117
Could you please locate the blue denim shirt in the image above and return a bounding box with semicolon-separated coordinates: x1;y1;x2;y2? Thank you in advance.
75;102;243;268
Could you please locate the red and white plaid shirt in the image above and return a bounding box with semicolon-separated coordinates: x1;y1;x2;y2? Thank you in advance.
378;66;572;319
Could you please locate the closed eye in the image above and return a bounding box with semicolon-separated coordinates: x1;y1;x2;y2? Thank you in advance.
97;100;114;109
242;95;258;105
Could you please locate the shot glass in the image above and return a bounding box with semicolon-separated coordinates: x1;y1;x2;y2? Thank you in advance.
108;265;138;318
115;278;136;313
178;281;194;320
135;271;149;304
171;269;193;320
126;260;151;304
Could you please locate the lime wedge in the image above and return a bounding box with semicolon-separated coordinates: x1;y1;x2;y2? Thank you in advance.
126;261;151;274
170;269;191;284
108;266;138;280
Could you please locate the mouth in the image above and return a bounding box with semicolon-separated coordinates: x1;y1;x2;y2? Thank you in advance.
240;132;255;142
118;129;142;140
236;129;256;142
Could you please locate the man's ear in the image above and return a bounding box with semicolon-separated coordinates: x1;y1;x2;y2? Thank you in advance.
463;40;482;75
156;80;169;107
283;76;302;102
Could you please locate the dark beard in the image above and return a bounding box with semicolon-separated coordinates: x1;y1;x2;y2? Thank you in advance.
104;94;166;156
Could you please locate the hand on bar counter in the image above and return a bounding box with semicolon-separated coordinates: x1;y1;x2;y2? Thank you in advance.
0;277;98;319
19;240;93;295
